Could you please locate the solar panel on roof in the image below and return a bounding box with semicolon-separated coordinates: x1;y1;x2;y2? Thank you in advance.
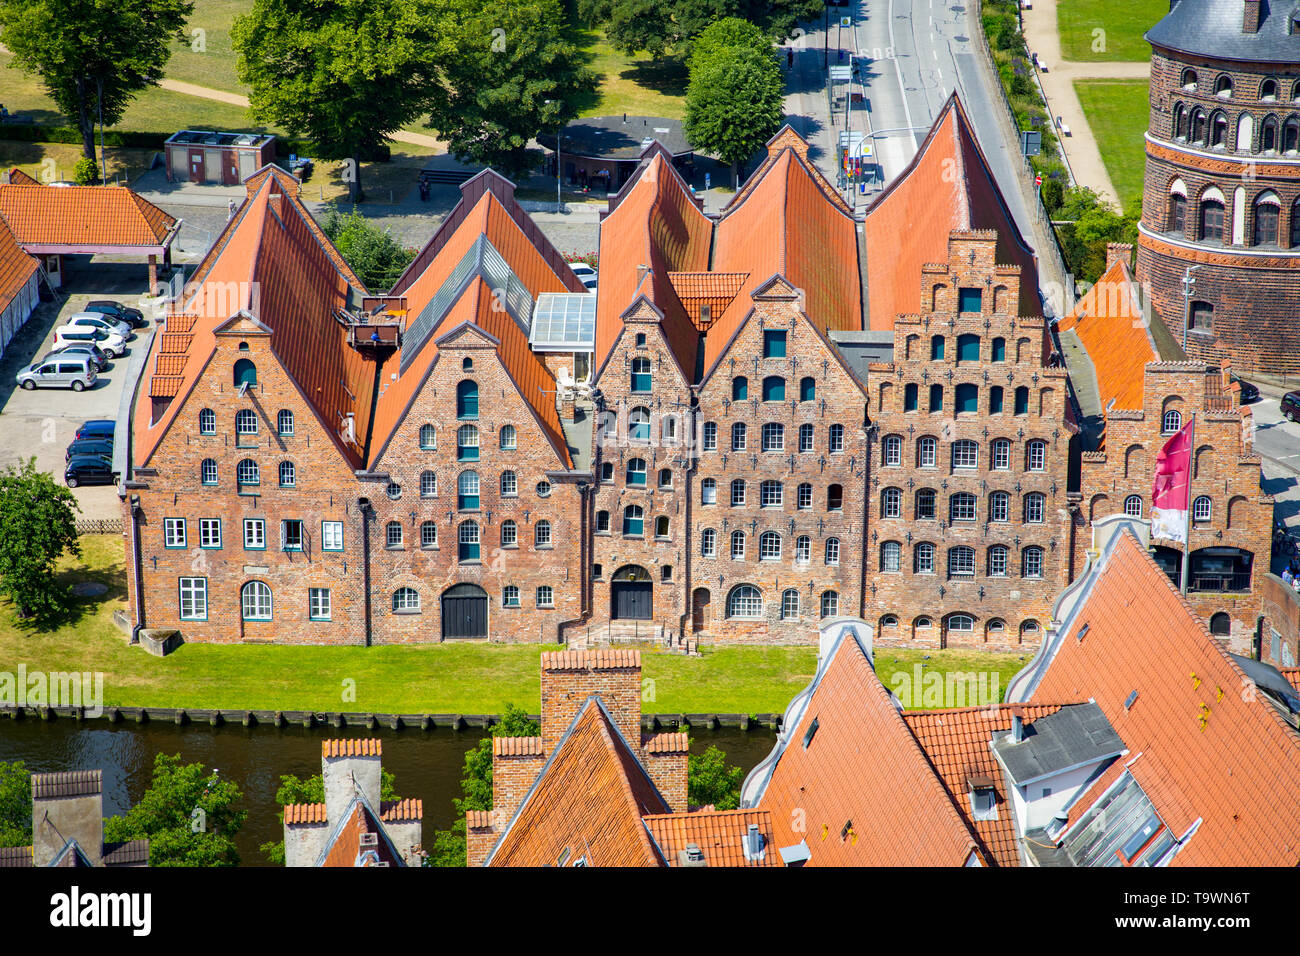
529;293;596;350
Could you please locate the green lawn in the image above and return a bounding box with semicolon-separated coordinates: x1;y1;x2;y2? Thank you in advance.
1075;78;1150;209
1058;0;1166;62
0;537;1025;715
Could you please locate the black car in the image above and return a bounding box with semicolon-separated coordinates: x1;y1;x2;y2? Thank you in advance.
86;300;147;329
1283;391;1300;422
48;343;109;371
65;438;113;462
1231;375;1259;404
64;454;116;488
75;419;115;442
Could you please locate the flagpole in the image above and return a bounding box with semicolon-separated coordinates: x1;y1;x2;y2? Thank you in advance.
1180;415;1195;595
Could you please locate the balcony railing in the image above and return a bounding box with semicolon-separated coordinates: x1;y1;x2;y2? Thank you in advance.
1188;572;1252;594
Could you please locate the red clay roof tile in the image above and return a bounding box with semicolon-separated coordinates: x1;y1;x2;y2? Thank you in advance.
283;803;328;825
540;649;640;670
0;183;175;247
380;798;423;822
643;808;779;866
1057;259;1156;411
322;739;381;758
493;736;545;757
0;219;38;308
643;732;689;754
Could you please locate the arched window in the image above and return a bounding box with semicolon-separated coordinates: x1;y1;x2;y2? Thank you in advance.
761;422;784;452
701;528;716;557
727;585;763;619
1254;191;1280;245
628;406;651;443
762;375;785;402
916;488;937;520
947;614;975;634
458;470;480;509
500;519;517;547
917;436;937;468
827;484;843;510
1026;439;1047;471
419;423;437;450
199;408;216;435
798;423;814;453
658;468;672;489
820;591;839;619
795;535;811;562
1294;197;1300;246
1200;198;1225;241
881;540;901;572
1190;107;1206;144
955;383;978;413
930;335;945;360
988;545;1009;577
385;521;403;548
992;438;1011;469
904;382;919;411
456;380;479;419
630;357;652;392
1193;496;1212;522
730;530;746;559
1173;102;1187;139
421;521;438;549
800;377;816;402
499;470;516;496
825;537;841;565
1181;68;1197;91
499;425;516;449
1261;78;1278;101
1214;74;1232;98
759;531;782;560
828;424;845;453
1014;386;1029;416
236;459;259;486
1022;547;1044;579
458;521;480;562
233;358;257;388
1168;190;1187;233
393;587;419;612
277;409;294;436
732;376;748;401
950;492;977;522
241;581;272;620
623;505;644;536
626;457;647;486
457;424;479;461
914;542;935;574
535;520;552;547
1284;116;1300;153
781;589;801;620
760;479;783;508
881;486;902;518
278;460;295;487
1209;612;1231;636
1162;409;1182;434
991;337;1006;362
236;409;258;436
654;515;670;538
882;434;902;465
462;357;473;370
201;458;217;485
1124;495;1143;518
1237;111;1254;150
1262;114;1279;151
929;384;944;412
1210;110;1228;147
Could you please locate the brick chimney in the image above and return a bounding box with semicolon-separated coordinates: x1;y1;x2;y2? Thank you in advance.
491;737;546;822
1105;242;1134;272
321;739;382;823
32;771;104;866
641;733;689;812
540;650;643;753
467;811;496;867
1243;0;1262;32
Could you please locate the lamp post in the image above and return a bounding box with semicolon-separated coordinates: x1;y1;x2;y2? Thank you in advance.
1180;263;1204;351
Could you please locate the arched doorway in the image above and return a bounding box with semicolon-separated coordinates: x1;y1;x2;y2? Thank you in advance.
441;583;488;640
691;588;710;632
611;565;652;620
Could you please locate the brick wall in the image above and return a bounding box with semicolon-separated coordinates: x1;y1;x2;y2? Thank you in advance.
1259;574;1300;667
539;651;643;752
491;742;546;821
466;814;496;868
641;747;688;812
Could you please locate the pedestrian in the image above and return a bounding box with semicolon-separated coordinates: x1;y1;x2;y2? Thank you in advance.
1285;567;1293;586
227;198;237;220
419;178;430;202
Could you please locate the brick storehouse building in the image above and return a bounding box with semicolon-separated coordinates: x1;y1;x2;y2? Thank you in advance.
1137;0;1300;375
1058;247;1272;651
468;650;779;867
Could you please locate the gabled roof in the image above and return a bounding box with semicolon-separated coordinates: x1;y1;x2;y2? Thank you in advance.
904;703;1072;867
745;626;984;866
487;696;670;867
0;182;175;248
133;171;374;469
318;795;405;868
643;809;779;867
0;218;39;307
863;93;1039;329
704;143;862;380
594;151;711;380
1017;528;1300;866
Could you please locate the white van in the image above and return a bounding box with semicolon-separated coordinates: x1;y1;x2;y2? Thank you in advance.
16;353;96;391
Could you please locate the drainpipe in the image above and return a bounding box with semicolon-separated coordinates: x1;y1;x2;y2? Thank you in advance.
128;494;145;643
358;497;374;647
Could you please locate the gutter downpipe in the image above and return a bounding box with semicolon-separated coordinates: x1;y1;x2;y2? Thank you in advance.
359;497;374;648
128;493;145;643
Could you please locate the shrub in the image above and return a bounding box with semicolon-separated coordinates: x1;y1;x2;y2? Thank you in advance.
73;157;99;184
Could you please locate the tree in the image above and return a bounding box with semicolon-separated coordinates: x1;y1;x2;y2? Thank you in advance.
0;0;192;160
687;744;743;810
232;0;438;202
428;703;540;867
102;754;245;867
427;0;595;181
260;767;400;864
580;0;822;63
1056;186;1139;284
683;43;784;183
0;761;32;849
0;458;80;624
689;17;771;77
320;205;416;293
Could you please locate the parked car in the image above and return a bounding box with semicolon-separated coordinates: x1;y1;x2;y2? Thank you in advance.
1231;375;1259;404
1282;391;1300;422
64;311;132;339
47;342;109;370
64;454;116;488
75;420;116;442
15;354;96;391
86;300;146;329
65;438;113;461
54;325;126;358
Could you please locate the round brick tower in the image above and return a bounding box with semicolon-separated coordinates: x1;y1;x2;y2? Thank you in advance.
1137;0;1300;375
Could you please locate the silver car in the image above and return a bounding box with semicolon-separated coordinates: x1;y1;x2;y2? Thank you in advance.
17;354;96;391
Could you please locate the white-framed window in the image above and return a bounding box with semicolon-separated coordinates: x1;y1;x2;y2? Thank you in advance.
200;459;217;485
988;545;1009;577
731;422;747;451
419;423;437;450
915;542;935;574
953;439;979;469
950;493;977;522
241;581;272;620
499;424;516;450
829;424;845;453
199;518;221;549
421;521;438;549
179;577;207;620
820;591;839;618
321;520;342;551
799;423;814;453
500;470;517;497
761;480;783;508
627;458;647;486
1193;496;1212;522
949;546;975;577
386;521;403;548
1023;547;1044;578
279;460;296;487
948;614;975;634
731;479;746;507
237;459;259;487
881;540;901;572
727;585;763;619
759;531;782;561
501;519;518;547
595;510;610;534
702;421;717;451
282;519;304;551
537;585;554;608
535;520;552;547
795;535;811;563
1162;409;1182;434
918;436;936;468
992;438;1011;470
536;480;552;498
881;487;902;518
503;586;520;607
458;470;480;509
245;518;267;550
386;481;401;500
415;470;435;498
1124;495;1143;518
797;483;813;510
1024;492;1046;524
761;422;784;452
731;530;746;560
990;491;1010;523
458;423;480;460
309;587;331;621
701;528;717;558
1026;439;1047;471
781;589;800;620
277;409;294;436
392;587;420;612
825;537;840;565
164;517;186;549
701;478;717;505
198;408;216;435
235;409;258;436
882;435;901;465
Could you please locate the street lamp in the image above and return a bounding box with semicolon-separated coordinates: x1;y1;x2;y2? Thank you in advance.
1180;263;1204;351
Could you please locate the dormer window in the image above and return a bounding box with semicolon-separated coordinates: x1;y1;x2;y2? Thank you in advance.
967;775;998;821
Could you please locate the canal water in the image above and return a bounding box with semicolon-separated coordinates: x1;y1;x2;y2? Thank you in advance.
0;720;777;865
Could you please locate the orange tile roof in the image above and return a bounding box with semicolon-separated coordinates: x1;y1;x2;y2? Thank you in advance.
379;798;423;822
494;736;544;757
667;271;748;331
0;183;175;247
1056;258;1156;411
903;703;1073;867
1283;669;1300;696
706;146;861;379
4;168;39;185
1028;530;1300;866
283;803;328;825
643;732;689;754
594;152;712;380
488;698;670;867
321;800;403;867
323;738;381;758
863;94;1039;330
0;218;38;309
752;632;983;866
643;809;779;866
540;649;640;670
466;811;493;830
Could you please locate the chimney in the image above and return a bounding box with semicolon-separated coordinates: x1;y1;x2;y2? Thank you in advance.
540;650;643;753
1009;713;1025;743
32;771;104;866
491;737;546;822
1243;0;1262;32
282;803;329;867
642;734;689;811
636;263;649;287
321;739;382;824
466;811;496;867
1105;242;1133;272
743;823;767;863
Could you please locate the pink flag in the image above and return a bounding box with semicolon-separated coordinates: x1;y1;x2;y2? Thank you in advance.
1151;420;1193;543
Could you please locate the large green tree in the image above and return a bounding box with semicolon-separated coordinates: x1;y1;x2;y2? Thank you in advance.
580;0;822;63
0;761;32;849
232;0;439;202
0;0;192;160
1056;186;1140;284
688;16;771;77
321;205;415;293
683;43;784;183
102;754;246;866
260;766;401;864
426;0;594;180
687;744;743;810
0;458;80;624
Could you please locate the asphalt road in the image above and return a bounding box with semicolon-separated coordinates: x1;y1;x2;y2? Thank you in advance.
1248;393;1300;532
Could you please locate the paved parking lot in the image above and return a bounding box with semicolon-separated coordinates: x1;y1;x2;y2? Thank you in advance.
0;259;155;521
